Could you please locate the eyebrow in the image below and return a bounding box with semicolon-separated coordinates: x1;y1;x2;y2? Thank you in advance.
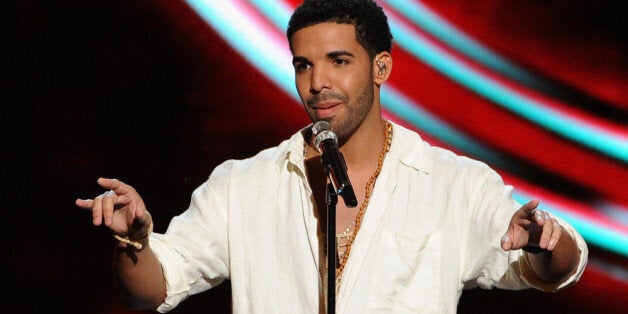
292;50;356;65
328;50;355;59
292;56;308;65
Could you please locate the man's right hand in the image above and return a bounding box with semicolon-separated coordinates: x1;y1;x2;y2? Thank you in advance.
75;177;152;240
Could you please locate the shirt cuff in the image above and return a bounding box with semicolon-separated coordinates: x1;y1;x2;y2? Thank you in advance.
519;216;588;292
149;233;190;313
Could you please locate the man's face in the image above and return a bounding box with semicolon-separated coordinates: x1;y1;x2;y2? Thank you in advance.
291;22;375;143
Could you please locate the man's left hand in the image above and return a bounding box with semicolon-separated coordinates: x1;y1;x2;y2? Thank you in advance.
501;200;562;252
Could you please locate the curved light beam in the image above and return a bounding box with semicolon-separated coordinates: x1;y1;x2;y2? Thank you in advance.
184;0;298;101
382;0;544;89
387;18;628;164
380;85;514;169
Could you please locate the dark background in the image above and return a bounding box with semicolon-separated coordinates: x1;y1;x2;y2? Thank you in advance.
2;1;626;313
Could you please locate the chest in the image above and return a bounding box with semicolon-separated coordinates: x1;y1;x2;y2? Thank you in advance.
305;153;381;234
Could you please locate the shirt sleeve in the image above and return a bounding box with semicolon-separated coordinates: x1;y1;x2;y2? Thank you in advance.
151;162;233;312
518;214;588;292
460;162;587;292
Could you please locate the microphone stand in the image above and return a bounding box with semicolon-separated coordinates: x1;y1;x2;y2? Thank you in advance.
325;183;337;314
311;121;356;313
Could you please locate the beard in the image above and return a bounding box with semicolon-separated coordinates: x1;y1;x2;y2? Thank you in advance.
334;78;374;144
305;76;375;145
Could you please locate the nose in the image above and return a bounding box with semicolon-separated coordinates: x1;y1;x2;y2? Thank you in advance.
309;65;331;94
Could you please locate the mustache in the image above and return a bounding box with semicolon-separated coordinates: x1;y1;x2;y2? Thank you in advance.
306;91;348;107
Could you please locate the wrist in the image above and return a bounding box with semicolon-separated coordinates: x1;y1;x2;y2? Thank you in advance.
114;221;153;251
523;243;548;254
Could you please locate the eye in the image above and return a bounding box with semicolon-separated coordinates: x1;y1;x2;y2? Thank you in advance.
293;62;311;73
333;58;349;66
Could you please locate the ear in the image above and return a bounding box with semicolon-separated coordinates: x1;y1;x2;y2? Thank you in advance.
373;52;392;84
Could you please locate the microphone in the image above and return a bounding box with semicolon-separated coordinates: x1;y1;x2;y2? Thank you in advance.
311;121;358;207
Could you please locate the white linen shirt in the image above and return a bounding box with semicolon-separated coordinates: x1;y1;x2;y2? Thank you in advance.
150;122;587;313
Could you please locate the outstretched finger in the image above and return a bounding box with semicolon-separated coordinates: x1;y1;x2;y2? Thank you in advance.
97;177;137;205
98;177;127;195
548;219;562;250
75;197;102;225
91;192;104;226
521;199;540;218
101;190;117;227
537;212;557;249
75;198;93;209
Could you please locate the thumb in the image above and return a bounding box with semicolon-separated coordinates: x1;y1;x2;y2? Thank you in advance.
501;226;514;251
127;211;153;239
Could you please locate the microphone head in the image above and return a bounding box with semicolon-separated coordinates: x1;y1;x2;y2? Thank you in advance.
311;120;331;136
314;130;338;152
312;121;337;153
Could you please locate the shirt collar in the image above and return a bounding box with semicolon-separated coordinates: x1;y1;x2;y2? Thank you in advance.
276;121;433;176
388;121;432;175
277;124;311;175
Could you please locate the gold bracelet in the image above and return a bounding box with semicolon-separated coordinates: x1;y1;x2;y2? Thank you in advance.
113;222;153;250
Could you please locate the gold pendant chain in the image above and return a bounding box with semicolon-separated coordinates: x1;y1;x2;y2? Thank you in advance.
335;120;392;288
336;221;355;260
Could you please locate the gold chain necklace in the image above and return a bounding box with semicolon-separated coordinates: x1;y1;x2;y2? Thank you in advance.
336;221;355;260
335;120;392;291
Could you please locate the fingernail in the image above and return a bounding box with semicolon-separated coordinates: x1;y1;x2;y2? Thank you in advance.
501;234;510;243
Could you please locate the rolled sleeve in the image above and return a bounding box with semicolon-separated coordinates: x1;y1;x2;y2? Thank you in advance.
518;215;588;292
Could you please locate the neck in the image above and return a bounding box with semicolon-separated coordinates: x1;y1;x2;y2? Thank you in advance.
304;114;388;171
338;116;388;168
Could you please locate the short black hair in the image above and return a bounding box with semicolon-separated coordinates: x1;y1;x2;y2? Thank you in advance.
287;0;393;60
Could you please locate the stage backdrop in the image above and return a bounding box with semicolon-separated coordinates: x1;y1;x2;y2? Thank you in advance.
3;0;626;313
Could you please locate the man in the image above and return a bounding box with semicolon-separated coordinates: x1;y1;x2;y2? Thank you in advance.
75;0;587;312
